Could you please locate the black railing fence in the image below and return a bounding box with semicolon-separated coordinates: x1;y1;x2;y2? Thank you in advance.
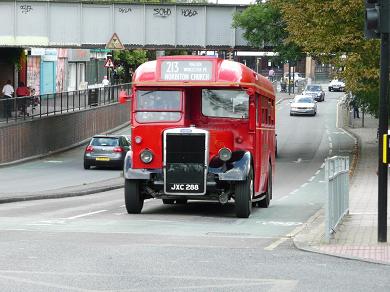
0;83;132;124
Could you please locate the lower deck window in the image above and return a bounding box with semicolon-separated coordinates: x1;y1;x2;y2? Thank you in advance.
135;90;181;123
202;89;249;119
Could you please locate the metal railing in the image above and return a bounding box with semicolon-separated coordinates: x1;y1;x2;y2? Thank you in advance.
325;156;350;242
0;83;132;124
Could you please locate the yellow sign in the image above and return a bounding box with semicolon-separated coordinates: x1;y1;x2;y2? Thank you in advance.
383;134;388;164
106;33;125;50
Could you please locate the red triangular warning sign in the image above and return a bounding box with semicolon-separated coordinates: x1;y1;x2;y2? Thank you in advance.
106;33;125;50
104;59;114;68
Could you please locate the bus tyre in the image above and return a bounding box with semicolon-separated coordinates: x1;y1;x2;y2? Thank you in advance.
162;199;175;204
235;168;253;218
259;163;272;208
124;179;144;214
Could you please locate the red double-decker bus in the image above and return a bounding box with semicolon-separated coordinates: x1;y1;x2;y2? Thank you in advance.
120;55;276;218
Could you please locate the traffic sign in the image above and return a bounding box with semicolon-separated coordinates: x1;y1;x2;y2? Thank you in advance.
106;33;125;50
104;58;114;68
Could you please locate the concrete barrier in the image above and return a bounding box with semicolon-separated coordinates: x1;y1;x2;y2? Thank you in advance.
0;102;130;165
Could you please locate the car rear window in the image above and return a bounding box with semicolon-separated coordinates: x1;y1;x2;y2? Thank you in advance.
91;137;119;146
306;85;320;91
295;97;314;103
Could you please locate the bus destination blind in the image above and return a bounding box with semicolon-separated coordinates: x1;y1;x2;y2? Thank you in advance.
160;60;213;81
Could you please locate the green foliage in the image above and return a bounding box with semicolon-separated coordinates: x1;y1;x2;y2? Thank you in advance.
232;2;304;66
113;49;148;68
113;49;148;82
233;4;284;48
0;48;23;68
273;0;380;115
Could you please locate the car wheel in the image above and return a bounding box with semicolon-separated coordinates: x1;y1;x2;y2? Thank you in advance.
162;199;175;204
235;168;253;218
290;112;293;116
124;179;144;214
329;87;332;92
83;160;90;170
258;163;272;208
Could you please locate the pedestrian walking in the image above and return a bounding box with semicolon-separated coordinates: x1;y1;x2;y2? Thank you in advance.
15;81;30;116
350;98;360;119
2;80;14;118
268;68;275;82
102;76;110;86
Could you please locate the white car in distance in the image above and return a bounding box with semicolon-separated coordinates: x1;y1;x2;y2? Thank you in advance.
290;95;317;116
328;79;345;92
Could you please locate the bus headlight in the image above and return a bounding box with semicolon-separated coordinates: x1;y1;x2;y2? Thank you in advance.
218;147;232;162
140;149;153;164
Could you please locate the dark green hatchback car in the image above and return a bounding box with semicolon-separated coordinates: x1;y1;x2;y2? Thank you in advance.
83;135;131;169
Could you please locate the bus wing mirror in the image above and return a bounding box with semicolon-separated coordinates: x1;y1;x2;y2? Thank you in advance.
246;88;255;97
119;90;132;104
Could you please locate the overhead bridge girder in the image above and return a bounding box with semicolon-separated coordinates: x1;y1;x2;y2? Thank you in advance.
0;1;250;49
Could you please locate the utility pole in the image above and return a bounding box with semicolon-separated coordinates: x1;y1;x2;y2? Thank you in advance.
365;0;389;242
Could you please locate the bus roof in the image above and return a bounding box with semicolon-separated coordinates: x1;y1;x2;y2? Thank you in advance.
132;56;275;99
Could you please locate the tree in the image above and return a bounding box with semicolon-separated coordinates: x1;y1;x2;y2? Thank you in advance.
232;1;305;67
113;50;148;82
273;0;380;115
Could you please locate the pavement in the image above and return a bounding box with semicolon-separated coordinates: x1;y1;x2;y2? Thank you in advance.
294;110;390;265
2;86;390;265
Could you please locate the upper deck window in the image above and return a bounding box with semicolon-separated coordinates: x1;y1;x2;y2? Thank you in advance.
135;90;181;123
202;89;249;119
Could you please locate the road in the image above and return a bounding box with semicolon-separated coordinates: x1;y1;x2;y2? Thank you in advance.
0;91;389;291
0;127;129;195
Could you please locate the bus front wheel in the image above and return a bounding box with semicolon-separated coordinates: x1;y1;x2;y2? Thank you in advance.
124;179;144;214
235;168;253;218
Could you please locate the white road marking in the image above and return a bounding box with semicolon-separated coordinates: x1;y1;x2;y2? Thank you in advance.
301;183;308;188
44;160;63;163
290;189;299;194
264;237;289;251
308;176;315;182
256;221;303;227
329;143;333;148
320;163;325;168
293;158;302;163
328;136;332;142
319;180;326;183
315;170;321;175
65;210;107;220
264;219;307;251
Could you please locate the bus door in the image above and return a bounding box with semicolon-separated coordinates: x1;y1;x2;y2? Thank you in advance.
255;93;262;195
260;96;269;192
